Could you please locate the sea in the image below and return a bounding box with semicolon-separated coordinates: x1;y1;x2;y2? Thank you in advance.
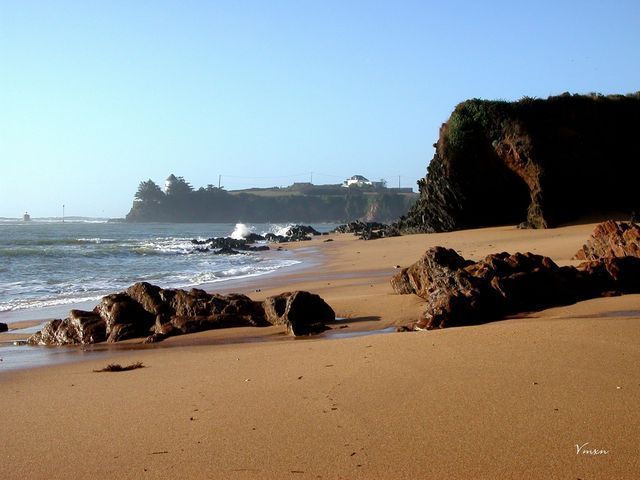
0;219;336;322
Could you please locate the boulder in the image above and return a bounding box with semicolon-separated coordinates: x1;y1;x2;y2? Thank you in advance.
332;221;399;240
263;291;334;336
0;322;7;333
264;225;322;243
392;247;640;330
94;292;155;342
27;310;106;345
576;256;640;294
214;246;242;255
574;221;640;260
192;237;270;252
390;247;473;297
27;283;330;345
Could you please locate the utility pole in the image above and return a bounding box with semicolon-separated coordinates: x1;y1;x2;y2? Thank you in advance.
62;204;65;223
310;172;313;184
218;175;221;189
398;175;401;189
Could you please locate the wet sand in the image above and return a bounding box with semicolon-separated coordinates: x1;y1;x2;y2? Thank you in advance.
1;223;639;479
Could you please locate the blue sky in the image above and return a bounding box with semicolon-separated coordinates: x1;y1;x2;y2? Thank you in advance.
1;0;639;218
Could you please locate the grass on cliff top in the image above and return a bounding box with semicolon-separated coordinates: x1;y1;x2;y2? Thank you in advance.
444;91;640;151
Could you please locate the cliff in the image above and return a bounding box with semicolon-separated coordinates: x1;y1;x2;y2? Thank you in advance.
398;93;640;232
126;180;416;223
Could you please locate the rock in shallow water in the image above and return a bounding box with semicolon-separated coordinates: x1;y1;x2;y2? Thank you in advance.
28;310;106;345
27;282;334;345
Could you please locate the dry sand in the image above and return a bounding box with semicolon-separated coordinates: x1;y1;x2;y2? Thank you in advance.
1;223;639;479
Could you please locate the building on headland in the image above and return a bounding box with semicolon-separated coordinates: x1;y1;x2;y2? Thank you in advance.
23;212;31;221
342;175;372;187
342;175;388;189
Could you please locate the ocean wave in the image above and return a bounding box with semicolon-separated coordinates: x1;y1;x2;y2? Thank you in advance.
265;223;294;236
230;222;300;239
230;223;253;239
0;237;117;247
0;294;105;313
0;222;312;315
76;237;117;244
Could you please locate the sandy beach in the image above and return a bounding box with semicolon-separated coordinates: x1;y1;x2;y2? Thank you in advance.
1;223;639;479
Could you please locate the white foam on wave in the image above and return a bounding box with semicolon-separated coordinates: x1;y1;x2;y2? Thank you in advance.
266;223;294;237
76;238;117;244
134;237;199;255
0;294;105;313
230;223;253;240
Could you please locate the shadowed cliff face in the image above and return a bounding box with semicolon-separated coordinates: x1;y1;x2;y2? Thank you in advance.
398;93;640;232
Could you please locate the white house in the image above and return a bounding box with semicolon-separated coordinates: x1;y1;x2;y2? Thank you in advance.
342;175;373;188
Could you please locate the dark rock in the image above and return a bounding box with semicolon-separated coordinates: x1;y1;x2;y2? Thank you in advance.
27;310;106;345
390;247;472;297
28;282;332;345
192;236;270;252
287;225;321;238
142;332;168;344
397;94;640;233
392;246;640;330
574;221;640;260
245;233;266;243
214;246;242;255
263;291;335;336
94;292;156;342
576;256;640;294
0;322;7;333
265;232;286;243
332;221;400;240
264;225;320;243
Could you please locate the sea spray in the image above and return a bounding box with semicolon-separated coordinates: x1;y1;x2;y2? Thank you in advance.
230;223;253;240
268;224;294;237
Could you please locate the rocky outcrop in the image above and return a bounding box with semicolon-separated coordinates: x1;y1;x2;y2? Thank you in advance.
392;246;640;330
190;225;324;252
264;225;323;243
263;291;335;335
574;221;640;260
191;237;269;253
28;283;333;345
28;310;106;345
332;221;400;240
397;93;640;232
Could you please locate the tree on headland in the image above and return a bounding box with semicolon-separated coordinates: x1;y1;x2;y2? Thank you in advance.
134;180;165;203
165;174;193;196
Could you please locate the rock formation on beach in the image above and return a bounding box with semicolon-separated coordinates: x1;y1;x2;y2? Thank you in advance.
332;221;400;240
397;93;640;232
262;291;333;336
392;239;640;330
574;220;640;260
27;282;335;346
